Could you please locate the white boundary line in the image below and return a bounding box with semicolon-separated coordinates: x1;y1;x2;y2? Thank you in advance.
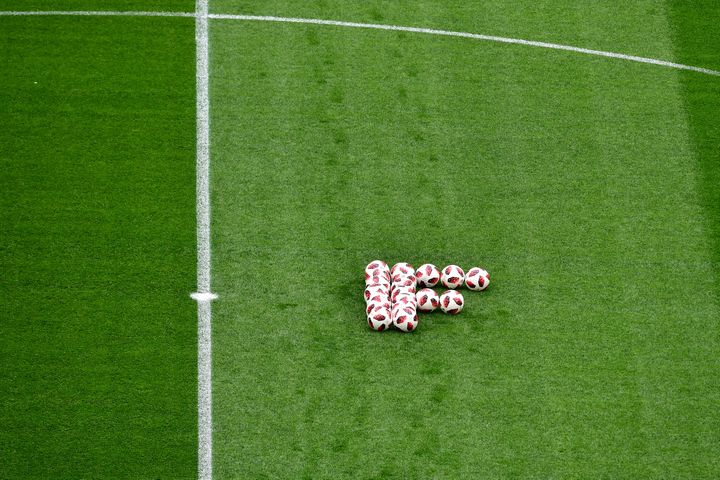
1;9;718;76
210;14;720;77
0;10;194;17
193;0;215;480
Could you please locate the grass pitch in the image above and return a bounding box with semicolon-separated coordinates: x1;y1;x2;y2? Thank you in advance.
210;3;720;478
2;1;720;478
0;14;197;478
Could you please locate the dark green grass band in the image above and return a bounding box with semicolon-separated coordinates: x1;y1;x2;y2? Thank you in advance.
0;16;197;478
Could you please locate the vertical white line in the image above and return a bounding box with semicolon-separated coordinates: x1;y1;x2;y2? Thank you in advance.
196;298;214;480
194;0;215;479
195;3;211;296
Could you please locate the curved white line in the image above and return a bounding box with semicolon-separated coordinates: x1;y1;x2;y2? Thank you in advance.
2;10;716;76
210;14;720;77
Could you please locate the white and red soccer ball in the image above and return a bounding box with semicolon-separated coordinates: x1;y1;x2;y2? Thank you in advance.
365;261;391;288
367;306;392;331
392;273;417;285
392;292;417;308
391;277;416;297
390;262;415;278
365;275;390;290
365;284;389;300
415;263;440;287
365;260;390;277
416;288;439;312
465;267;490;291
392;302;415;317
366;299;391;315
440;265;465;289
391;285;417;302
439;290;464;314
392;307;418;332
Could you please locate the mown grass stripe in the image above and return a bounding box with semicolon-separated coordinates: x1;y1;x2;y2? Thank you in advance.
1;10;719;76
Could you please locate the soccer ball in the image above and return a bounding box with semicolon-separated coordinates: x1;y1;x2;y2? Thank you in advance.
392;292;417;307
439;290;464;314
465;267;490;291
367;292;390;305
415;263;440;287
391;275;416;286
365;260;390;277
440;265;465;289
390;262;415;278
391;273;417;285
392;303;415;317
368;307;392;331
393;308;419;332
365;260;391;285
465;267;489;291
365;274;391;288
391;286;417;303
390;279;417;295
366;299;391;315
366;269;391;284
416;288;439;312
364;284;389;301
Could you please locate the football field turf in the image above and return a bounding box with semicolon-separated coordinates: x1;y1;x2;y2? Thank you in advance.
2;1;719;478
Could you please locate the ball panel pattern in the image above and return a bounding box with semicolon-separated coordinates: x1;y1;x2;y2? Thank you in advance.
440;265;465;289
416;288;439;312
439;290;464;314
416;263;440;287
465;267;490;291
390;262;415;278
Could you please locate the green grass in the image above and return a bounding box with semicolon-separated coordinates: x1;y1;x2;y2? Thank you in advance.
670;0;720;305
209;4;720;478
0;15;197;478
212;0;713;70
14;0;193;12
1;1;719;478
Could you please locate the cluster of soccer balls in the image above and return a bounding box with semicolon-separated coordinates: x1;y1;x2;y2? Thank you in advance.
364;260;490;333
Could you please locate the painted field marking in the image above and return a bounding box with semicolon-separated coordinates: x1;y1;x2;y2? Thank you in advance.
2;10;717;76
0;10;194;18
209;14;720;77
193;1;215;480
